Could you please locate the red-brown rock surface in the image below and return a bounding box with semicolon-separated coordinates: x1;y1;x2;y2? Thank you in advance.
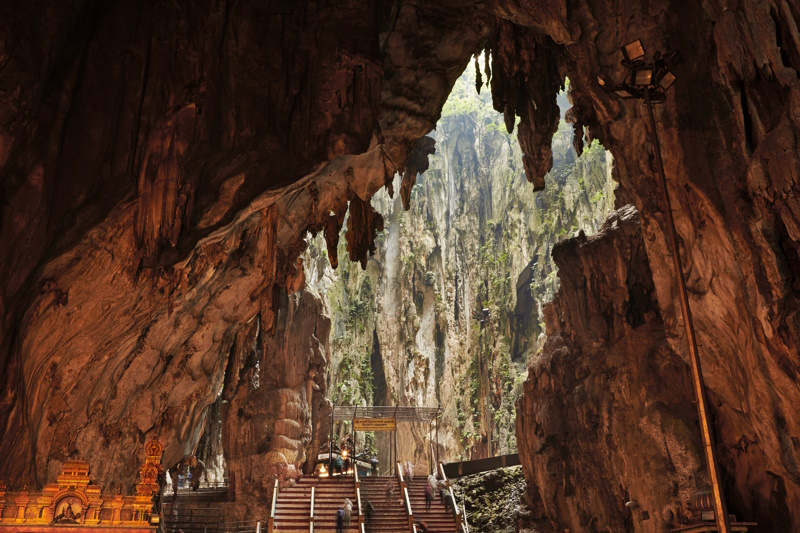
0;0;798;530
0;0;489;513
500;1;800;531
517;206;704;531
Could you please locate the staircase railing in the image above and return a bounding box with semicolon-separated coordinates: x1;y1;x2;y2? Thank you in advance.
397;463;414;531
439;463;463;532
309;486;315;533
268;479;279;533
219;519;263;532
355;467;363;528
404;486;414;531
461;499;470;533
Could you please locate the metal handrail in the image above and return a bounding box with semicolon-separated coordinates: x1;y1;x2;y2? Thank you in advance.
403;486;414;530
269;479;279;533
439;463;463;531
356;487;363;525
218;519;263;533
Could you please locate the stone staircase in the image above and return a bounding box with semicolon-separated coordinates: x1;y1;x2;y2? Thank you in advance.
406;478;459;533
359;477;408;533
274;476;360;532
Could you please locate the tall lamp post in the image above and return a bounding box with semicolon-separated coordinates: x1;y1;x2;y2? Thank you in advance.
473;306;493;458
600;40;732;533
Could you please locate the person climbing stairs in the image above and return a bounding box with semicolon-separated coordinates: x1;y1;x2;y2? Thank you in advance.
406;477;459;533
273;475;360;532
359;476;408;533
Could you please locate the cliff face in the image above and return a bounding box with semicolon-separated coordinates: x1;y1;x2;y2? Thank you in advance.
0;1;798;531
304;64;614;465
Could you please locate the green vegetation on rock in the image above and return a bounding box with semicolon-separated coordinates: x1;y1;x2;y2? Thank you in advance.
304;59;614;462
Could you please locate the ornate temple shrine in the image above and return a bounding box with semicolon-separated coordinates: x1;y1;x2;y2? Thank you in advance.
0;439;163;532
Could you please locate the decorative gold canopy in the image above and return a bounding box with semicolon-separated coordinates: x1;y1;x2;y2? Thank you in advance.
0;439;163;531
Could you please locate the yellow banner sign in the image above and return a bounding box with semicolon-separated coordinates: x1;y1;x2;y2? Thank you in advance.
354;418;396;431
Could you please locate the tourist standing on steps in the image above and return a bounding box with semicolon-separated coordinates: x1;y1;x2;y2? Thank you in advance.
333;454;343;476
443;488;454;516
343;454;351;475
336;507;345;533
425;481;433;510
427;473;438;493
417;520;430;533
404;460;414;482
437;478;449;505
385;480;396;502
365;500;375;525
343;497;353;528
370;455;379;476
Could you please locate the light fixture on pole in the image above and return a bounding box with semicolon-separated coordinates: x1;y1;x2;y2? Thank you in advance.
600;40;732;533
472;306;493;458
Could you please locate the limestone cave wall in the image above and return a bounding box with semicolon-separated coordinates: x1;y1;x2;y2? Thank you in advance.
0;0;489;517
0;0;798;530
495;1;800;532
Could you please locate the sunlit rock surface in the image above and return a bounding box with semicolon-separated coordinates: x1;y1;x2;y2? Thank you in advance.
452;466;555;533
303;67;615;468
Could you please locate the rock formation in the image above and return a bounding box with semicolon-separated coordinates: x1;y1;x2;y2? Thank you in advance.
517;205;704;531
0;0;798;531
0;0;489;513
498;1;800;531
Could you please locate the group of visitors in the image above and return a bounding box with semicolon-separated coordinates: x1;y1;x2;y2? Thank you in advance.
325;450;454;533
425;472;452;512
335;497;353;533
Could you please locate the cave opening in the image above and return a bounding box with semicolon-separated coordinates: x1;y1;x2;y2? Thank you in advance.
3;3;797;532
302;56;615;469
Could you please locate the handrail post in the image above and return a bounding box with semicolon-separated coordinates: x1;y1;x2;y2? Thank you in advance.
310;486;315;533
269;479;279;533
396;462;406;491
356;487;363;526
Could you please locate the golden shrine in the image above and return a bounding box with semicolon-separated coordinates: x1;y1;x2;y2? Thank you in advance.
0;438;164;532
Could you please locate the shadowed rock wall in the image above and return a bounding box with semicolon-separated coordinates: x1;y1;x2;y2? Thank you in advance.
0;0;489;518
492;1;800;531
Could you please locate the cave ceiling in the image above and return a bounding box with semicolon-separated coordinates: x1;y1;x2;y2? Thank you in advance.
1;0;800;531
